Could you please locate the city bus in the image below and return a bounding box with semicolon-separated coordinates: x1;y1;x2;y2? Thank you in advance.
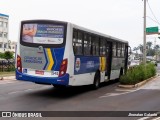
16;20;129;89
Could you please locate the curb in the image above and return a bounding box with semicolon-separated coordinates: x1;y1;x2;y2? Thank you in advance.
118;75;158;89
0;76;15;80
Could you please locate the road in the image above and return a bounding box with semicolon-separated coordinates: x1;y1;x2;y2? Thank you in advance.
0;65;160;120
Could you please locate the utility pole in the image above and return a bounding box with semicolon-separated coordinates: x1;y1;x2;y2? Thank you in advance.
143;0;147;64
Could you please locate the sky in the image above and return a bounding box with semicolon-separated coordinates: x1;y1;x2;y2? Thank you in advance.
0;0;160;49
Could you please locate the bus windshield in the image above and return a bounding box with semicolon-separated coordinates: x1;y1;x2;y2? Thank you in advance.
21;22;66;47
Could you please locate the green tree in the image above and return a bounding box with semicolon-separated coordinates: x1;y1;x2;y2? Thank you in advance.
154;45;160;50
3;51;14;60
154;45;160;60
133;47;139;53
0;52;4;59
146;49;155;56
146;41;153;56
146;41;152;50
138;44;143;53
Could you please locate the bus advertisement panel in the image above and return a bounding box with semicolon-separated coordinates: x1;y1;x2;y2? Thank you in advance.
22;24;64;44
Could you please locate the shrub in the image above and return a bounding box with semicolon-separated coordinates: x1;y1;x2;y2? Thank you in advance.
0;52;4;59
7;67;15;72
4;51;14;60
120;63;156;85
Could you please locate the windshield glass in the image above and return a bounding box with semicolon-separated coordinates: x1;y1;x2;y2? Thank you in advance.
22;23;64;44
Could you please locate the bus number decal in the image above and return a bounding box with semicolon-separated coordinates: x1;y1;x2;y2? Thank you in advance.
51;71;59;76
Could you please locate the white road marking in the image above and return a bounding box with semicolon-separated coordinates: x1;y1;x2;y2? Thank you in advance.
99;89;137;98
99;92;129;98
24;88;35;92
138;117;160;120
8;90;23;95
7;86;50;95
115;89;136;92
153;117;160;120
137;117;150;120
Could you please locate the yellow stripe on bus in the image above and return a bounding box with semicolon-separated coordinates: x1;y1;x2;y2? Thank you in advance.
47;48;54;70
99;57;106;71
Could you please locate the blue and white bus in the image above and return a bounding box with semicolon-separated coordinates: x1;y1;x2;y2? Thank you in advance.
16;20;129;89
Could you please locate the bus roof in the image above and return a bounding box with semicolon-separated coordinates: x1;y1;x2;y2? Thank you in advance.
21;19;128;44
71;23;128;44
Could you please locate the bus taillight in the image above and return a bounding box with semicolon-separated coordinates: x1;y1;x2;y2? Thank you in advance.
17;55;22;72
59;59;68;77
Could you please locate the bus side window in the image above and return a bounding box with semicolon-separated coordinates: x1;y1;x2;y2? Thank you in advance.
84;33;91;55
117;43;122;57
121;44;125;57
77;31;83;55
73;30;78;54
106;40;109;55
95;36;99;56
73;30;83;55
112;42;117;57
91;36;95;56
92;36;99;56
100;38;106;56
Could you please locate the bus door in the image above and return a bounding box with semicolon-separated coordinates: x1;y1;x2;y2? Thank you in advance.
106;41;112;80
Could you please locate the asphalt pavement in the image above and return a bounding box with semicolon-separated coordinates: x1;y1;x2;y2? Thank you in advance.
0;64;160;120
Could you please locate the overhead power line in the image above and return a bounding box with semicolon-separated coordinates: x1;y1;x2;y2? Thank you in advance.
146;16;160;26
146;0;160;25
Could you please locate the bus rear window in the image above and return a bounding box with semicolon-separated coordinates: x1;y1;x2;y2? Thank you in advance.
22;23;64;44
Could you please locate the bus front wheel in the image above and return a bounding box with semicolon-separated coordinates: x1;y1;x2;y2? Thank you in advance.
92;71;100;90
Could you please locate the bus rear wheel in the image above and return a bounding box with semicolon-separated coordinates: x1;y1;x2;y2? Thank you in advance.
92;71;100;90
119;68;123;78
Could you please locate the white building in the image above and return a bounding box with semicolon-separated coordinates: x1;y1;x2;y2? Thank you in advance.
9;41;17;53
0;13;9;53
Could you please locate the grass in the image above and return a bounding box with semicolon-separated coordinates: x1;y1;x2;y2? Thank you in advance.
0;71;15;77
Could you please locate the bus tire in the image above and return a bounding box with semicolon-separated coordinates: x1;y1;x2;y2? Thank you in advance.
92;71;100;90
119;68;123;79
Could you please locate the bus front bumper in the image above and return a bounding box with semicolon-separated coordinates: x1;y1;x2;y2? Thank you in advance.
16;69;69;86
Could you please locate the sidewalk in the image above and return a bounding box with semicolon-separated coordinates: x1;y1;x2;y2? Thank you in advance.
0;71;15;80
141;75;160;89
0;76;15;80
0;72;15;80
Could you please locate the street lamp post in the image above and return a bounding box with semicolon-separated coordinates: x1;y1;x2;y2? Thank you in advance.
143;0;147;64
